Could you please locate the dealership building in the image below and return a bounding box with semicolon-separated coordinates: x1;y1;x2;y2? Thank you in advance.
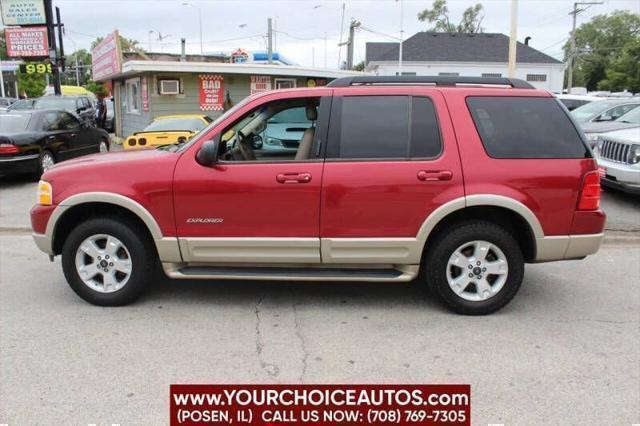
91;34;361;137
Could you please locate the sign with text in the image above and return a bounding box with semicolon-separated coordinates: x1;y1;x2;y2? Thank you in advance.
91;31;122;81
198;75;224;111
141;76;149;112
0;0;45;25
250;75;272;95
5;26;48;57
170;384;471;425
19;61;52;74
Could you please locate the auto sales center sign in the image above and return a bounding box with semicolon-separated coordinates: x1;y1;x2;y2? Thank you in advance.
4;26;48;57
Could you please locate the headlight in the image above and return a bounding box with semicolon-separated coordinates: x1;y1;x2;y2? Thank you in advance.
37;180;52;206
629;145;640;164
266;137;282;146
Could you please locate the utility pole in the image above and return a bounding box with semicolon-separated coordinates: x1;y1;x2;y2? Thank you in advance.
340;19;360;70
44;0;61;95
507;0;518;78
267;18;273;64
398;0;404;75
567;1;603;93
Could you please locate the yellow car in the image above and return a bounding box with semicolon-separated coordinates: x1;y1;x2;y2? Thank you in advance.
124;114;212;149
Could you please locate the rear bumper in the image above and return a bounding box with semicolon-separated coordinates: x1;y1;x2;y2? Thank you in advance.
534;233;604;262
0;154;38;175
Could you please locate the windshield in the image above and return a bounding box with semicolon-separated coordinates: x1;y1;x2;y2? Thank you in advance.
616;107;640;124
571;100;617;122
144;117;207;132
0;114;31;132
8;99;35;110
33;97;77;111
171;96;254;153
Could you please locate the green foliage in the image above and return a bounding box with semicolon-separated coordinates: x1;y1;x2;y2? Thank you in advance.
418;0;484;33
0;30;7;60
565;10;640;91
61;48;92;86
91;36;143;53
353;61;365;71
84;80;109;96
18;72;46;98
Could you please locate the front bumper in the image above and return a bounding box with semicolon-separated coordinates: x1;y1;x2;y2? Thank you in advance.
0;154;38;175
597;157;640;194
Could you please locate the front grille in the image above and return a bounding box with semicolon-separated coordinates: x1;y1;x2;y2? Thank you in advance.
281;140;299;148
600;138;631;164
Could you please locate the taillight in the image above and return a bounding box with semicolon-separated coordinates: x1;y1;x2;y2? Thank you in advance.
578;171;601;210
0;143;19;155
128;138;136;146
138;138;147;146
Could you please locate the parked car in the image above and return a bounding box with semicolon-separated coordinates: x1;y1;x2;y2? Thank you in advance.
0;97;17;111
571;98;640;124
257;106;313;156
124;114;212;149
31;76;605;314
581;106;640;147
594;128;640;194
33;95;96;126
0;110;109;178
7;99;35;111
96;98;115;132
555;93;602;110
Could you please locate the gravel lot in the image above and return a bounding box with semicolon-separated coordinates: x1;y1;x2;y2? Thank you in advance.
1;172;639;425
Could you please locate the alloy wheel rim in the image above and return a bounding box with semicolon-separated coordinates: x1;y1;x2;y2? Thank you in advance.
99;141;108;153
446;240;509;302
41;153;54;171
74;234;132;293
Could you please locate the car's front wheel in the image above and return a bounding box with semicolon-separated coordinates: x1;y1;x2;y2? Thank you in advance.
423;221;524;315
99;139;109;153
61;217;154;306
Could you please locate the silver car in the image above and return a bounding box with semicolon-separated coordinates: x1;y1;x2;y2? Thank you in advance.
572;98;640;124
594;127;640;194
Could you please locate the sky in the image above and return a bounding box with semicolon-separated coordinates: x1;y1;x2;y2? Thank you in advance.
17;0;640;68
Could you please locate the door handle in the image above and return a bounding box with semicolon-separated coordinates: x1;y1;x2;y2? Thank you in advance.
276;172;312;184
417;170;453;181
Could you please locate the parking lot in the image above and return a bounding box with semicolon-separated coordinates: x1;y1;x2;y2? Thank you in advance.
1;175;639;424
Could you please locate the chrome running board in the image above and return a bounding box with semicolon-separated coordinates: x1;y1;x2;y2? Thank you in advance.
162;263;418;282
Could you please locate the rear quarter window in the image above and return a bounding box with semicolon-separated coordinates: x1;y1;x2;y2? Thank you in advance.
466;96;589;159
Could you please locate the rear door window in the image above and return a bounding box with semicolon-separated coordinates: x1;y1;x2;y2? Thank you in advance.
328;95;441;159
466;96;588;159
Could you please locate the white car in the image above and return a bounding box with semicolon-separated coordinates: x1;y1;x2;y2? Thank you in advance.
594;127;640;194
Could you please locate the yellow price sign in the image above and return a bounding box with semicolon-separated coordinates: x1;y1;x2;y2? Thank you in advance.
20;63;53;74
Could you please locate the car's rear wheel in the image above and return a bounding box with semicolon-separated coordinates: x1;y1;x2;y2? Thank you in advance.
62;217;154;306
423;221;524;315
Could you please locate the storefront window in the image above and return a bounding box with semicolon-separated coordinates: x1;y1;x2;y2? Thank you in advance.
125;78;141;114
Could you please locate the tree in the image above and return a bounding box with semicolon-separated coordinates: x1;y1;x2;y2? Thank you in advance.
418;0;484;33
18;72;46;98
84;80;108;96
91;35;143;53
353;61;365;71
62;48;92;86
564;10;640;91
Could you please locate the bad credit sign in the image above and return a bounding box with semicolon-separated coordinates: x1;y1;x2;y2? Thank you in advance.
5;26;48;58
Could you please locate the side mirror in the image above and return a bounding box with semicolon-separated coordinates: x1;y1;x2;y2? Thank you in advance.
196;139;220;166
595;115;614;122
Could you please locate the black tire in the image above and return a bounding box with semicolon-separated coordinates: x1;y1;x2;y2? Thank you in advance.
33;149;55;179
423;221;524;315
98;138;110;153
61;216;155;306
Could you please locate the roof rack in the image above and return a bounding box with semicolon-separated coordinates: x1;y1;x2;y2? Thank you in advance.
327;75;534;89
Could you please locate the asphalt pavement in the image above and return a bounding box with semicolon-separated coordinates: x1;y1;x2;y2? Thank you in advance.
0;173;639;425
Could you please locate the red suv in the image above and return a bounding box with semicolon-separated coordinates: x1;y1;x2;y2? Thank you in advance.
30;76;605;314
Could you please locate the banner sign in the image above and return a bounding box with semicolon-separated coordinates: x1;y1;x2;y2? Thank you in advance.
250;75;272;95
91;31;122;81
5;26;48;57
198;75;224;111
141;76;149;112
19;61;52;74
0;0;45;25
170;384;471;425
